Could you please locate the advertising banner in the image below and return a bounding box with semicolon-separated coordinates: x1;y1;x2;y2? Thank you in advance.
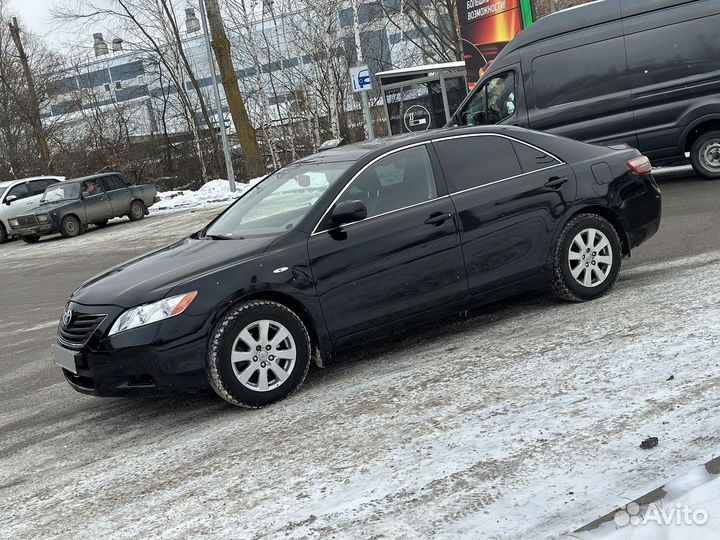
457;0;524;89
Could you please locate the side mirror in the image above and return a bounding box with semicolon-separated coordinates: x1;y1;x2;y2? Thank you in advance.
4;195;17;205
330;200;367;226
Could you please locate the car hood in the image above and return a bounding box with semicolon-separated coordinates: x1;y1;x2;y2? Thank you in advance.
71;235;276;308
20;201;75;215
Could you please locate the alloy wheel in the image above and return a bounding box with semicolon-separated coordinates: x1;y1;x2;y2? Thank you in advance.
230;319;297;392
568;227;613;288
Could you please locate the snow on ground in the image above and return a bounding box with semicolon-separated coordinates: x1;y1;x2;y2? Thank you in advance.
151;177;264;213
1;246;719;539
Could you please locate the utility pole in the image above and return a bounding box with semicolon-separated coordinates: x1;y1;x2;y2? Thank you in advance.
202;0;266;180
350;0;374;140
8;17;51;172
198;0;235;191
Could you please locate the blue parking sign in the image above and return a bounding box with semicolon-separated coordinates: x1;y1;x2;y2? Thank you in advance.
350;65;372;93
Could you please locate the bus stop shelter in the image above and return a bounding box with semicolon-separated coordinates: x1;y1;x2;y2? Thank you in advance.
376;61;468;136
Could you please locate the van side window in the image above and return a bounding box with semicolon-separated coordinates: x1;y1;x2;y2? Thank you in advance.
457;72;516;126
434;136;522;192
511;141;560;173
532;38;629;109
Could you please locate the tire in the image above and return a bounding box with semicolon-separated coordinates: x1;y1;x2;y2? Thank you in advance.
128;200;145;221
0;223;7;244
551;213;622;302
94;220;109;228
60;215;82;238
690;130;720;179
207;300;311;408
21;235;40;244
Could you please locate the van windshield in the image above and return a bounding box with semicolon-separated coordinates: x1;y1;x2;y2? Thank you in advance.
454;71;516;127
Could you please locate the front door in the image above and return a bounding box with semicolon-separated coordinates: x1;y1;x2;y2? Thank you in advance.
308;144;468;342
81;179;113;222
433;134;576;297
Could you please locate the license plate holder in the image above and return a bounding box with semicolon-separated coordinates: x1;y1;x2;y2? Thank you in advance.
52;344;80;374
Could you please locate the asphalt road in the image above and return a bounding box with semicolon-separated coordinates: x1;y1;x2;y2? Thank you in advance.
0;170;719;538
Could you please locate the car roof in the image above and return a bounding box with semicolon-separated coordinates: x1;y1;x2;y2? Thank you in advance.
63;172;122;184
297;125;539;164
0;176;64;189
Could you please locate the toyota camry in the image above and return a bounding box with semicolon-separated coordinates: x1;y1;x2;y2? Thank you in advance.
53;126;661;408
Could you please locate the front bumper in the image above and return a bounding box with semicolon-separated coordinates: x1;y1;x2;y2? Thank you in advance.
11;223;56;237
56;302;211;396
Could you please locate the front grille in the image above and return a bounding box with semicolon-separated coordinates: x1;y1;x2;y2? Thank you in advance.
58;313;107;349
17;215;38;226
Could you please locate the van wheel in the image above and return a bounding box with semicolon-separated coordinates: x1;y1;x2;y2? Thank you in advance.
552;214;622;302
207;300;311;408
690;130;720;179
129;200;145;221
60;215;82;238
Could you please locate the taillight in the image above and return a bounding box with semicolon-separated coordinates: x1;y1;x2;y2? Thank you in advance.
627;155;653;176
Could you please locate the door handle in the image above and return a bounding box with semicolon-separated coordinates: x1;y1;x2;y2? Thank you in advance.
545;176;569;189
424;212;453;226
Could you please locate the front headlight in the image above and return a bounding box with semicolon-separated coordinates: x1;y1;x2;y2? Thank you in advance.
108;291;197;336
8;219;18;227
36;214;50;223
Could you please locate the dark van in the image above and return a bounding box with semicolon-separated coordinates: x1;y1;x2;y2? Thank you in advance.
449;0;720;178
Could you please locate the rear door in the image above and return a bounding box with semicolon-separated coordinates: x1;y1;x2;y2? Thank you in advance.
100;175;132;216
307;143;468;342
433;134;576;297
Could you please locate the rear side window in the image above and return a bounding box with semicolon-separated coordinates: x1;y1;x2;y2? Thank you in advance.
434;136;523;193
28;179;56;195
101;175;127;191
511;141;560;173
532;37;629;109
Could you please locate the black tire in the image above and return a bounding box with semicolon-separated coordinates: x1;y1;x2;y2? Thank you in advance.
690;130;720;179
207;300;311;408
21;235;40;244
0;223;7;244
94;220;109;228
129;200;145;221
551;213;622;302
60;215;82;238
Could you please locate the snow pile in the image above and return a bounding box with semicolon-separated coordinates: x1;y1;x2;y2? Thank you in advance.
151;177;264;213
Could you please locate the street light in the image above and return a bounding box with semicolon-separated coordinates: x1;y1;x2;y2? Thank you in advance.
197;0;236;192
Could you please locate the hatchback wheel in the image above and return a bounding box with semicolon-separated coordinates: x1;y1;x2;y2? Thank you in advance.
60;215;82;238
129;200;145;221
552;214;622;302
690;130;720;179
207;300;311;408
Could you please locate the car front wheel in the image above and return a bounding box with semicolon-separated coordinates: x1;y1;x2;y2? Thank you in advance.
207;300;311;408
60;215;82;238
129;200;145;221
0;223;7;244
552;213;622;302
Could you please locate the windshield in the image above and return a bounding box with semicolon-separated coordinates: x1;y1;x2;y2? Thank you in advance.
205;161;351;238
42;183;80;203
454;71;516;127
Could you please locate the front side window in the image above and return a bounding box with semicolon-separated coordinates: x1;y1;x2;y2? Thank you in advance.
6;183;30;201
205;161;352;239
334;145;438;220
42;183;81;203
456;71;516;126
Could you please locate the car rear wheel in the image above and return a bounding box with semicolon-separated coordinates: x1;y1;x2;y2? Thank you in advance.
94;220;109;228
60;215;82;238
690;130;720;179
207;300;311;408
552;214;622;302
129;200;145;221
21;235;39;244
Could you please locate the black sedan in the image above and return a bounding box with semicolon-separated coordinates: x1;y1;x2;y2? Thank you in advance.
52;126;661;407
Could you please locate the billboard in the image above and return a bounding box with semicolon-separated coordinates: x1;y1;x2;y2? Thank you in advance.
457;0;525;89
